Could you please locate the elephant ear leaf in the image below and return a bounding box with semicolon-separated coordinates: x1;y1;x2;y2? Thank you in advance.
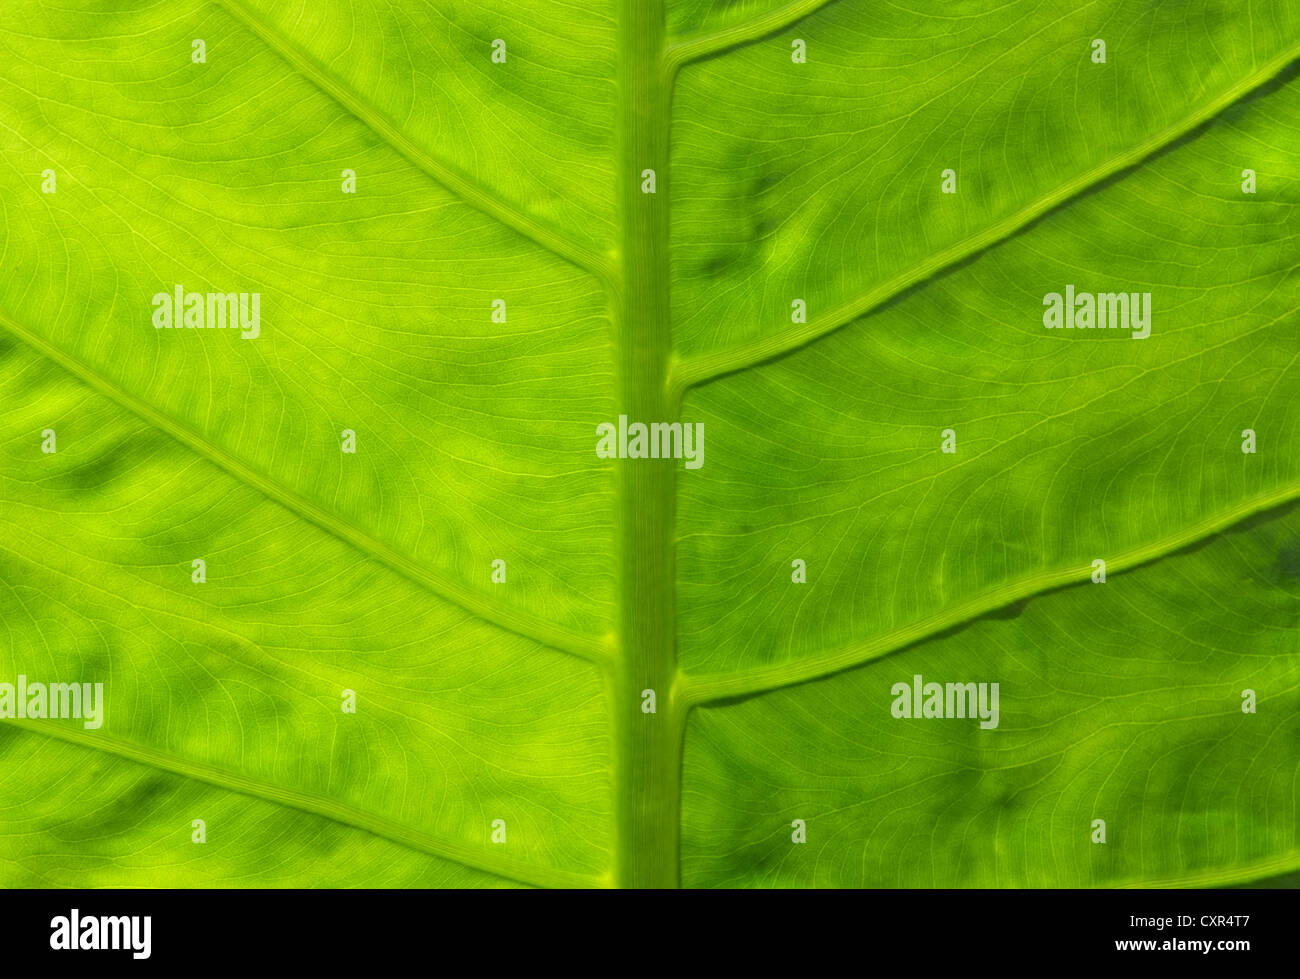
0;0;1297;890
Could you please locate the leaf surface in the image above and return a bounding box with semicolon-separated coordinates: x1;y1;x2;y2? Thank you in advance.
0;0;1296;888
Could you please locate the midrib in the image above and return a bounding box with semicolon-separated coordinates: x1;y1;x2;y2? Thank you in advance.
609;0;683;888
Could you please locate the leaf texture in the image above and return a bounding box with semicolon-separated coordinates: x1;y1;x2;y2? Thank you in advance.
0;0;1296;888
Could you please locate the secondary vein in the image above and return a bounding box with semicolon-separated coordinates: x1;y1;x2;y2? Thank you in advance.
664;0;841;74
1;718;601;890
668;41;1300;395
679;479;1300;705
0;305;612;665
215;0;616;288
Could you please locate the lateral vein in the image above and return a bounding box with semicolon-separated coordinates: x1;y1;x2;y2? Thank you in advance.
665;0;840;73
215;0;615;287
1;719;601;890
669;42;1300;394
0;306;613;665
1117;851;1300;889
679;480;1300;705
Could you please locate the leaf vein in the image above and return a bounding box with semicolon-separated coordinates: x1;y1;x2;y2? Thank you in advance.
669;42;1300;394
680;480;1300;704
215;0;615;287
1;719;601;889
0;304;613;664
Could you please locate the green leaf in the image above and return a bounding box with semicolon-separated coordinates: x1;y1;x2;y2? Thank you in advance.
0;0;1296;888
